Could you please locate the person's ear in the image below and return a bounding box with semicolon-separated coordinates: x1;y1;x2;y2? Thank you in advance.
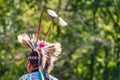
28;61;31;68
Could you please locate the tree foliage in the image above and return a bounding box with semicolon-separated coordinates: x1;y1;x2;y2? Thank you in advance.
0;0;120;80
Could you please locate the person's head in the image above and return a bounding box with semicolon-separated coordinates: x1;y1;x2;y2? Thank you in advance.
27;51;39;73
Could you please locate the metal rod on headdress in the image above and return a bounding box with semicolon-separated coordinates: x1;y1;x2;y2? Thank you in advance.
36;11;44;42
44;22;52;41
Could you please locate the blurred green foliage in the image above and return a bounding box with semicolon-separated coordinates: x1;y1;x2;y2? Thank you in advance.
0;0;120;80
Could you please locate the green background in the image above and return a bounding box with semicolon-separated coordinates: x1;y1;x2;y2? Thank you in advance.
0;0;120;80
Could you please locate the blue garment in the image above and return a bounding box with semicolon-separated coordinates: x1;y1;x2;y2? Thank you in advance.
19;70;58;80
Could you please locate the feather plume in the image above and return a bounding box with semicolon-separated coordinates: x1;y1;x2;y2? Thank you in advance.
58;17;68;26
47;9;58;18
44;22;52;41
36;11;44;42
42;43;61;73
18;33;36;49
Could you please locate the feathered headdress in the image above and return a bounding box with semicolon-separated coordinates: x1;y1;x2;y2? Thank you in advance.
18;9;67;76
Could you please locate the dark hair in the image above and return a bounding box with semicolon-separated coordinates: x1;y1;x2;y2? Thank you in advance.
28;51;38;68
28;51;50;80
